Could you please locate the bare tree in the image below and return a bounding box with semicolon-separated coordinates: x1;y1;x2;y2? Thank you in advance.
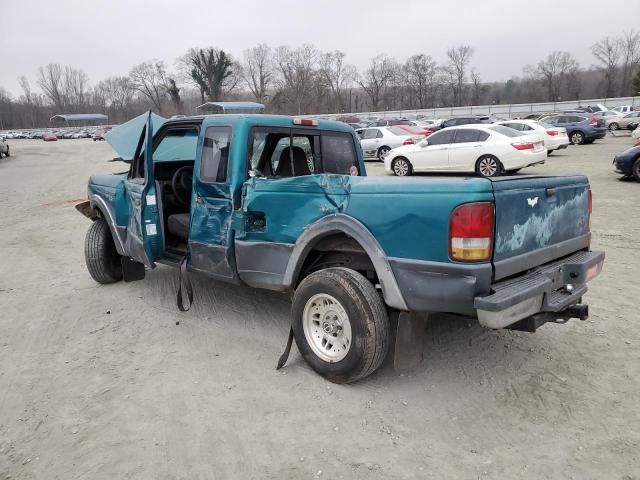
129;60;168;113
592;37;620;97
530;51;580;101
274;45;319;114
443;45;474;106
470;69;482;105
320;50;356;112
619;30;640;96
358;54;397;111
165;78;183;114
403;54;437;108
37;63;66;111
242;43;273;103
63;66;89;111
182;47;237;103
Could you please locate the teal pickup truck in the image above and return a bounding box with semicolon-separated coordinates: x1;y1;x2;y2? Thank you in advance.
76;112;605;383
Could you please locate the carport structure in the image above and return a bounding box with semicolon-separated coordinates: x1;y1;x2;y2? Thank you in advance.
195;101;265;114
50;113;109;126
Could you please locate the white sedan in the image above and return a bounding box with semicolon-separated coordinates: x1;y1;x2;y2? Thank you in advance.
496;119;569;152
384;125;547;177
356;127;424;161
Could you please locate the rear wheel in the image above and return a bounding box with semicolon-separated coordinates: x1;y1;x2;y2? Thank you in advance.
292;268;390;384
391;157;413;176
570;131;585;145
377;146;390;161
632;159;640;182
609;122;619;131
5;147;9;157
85;219;123;284
475;155;502;178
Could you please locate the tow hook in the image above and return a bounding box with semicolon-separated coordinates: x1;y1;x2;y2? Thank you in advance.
564;304;589;321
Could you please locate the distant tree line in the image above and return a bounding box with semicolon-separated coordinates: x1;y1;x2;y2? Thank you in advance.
1;31;640;129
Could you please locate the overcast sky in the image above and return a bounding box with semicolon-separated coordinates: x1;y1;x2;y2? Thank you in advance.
0;0;636;96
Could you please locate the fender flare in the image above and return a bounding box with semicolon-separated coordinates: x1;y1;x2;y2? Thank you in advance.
282;214;408;311
85;195;126;255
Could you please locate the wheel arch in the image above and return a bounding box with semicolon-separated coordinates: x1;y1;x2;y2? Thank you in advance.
283;214;408;311
87;194;126;255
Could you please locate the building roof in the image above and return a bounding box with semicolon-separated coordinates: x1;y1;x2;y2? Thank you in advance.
50;113;108;122
195;101;265;113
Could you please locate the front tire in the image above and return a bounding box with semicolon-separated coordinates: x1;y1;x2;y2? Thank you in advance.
85;219;123;284
292;268;390;384
632;158;640;182
5;147;9;157
377;146;390;161
475;155;502;177
391;157;413;176
570;131;585;145
609;122;619;131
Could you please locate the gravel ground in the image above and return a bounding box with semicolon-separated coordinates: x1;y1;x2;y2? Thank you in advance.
0;135;638;479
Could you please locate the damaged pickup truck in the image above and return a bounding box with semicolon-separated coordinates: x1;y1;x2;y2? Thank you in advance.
76;112;605;383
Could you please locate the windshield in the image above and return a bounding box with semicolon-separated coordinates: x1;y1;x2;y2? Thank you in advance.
536;121;553;128
489;125;525;137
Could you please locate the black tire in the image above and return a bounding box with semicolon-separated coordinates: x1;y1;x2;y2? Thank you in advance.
391;156;413;176
609;122;619;131
570;131;585;145
475;155;503;178
632;158;640;182
377;146;391;161
5;147;9;157
292;268;390;384
85;219;123;284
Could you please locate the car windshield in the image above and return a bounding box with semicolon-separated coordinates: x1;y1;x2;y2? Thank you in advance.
388;127;408;136
488;125;526;137
536;121;553;128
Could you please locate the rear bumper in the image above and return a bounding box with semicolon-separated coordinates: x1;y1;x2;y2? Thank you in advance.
474;250;605;329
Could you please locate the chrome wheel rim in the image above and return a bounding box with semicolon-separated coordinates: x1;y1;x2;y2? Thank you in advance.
393;159;409;176
479;157;497;176
609;123;618;131
302;293;352;363
378;147;390;160
571;133;583;144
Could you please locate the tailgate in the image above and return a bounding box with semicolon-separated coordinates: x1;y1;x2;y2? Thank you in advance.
491;176;591;280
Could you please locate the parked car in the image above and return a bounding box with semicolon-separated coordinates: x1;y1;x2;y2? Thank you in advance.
593;110;620;120
0;136;10;157
384;124;546;177
28;131;44;139
76;111;604;383
43;133;58;141
93;130;107;141
370;118;411;127
496;119;570;153
394;124;433;137
542;114;606;145
632;125;640;141
612;105;636;114
605;111;640;131
431;116;491;131
356;126;424;160
613;144;640;180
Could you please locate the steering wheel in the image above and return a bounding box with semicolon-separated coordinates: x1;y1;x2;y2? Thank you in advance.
171;166;193;207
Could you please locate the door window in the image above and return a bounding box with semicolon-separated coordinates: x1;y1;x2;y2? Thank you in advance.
363;129;378;140
427;130;456;145
321;133;358;175
454;129;483;143
200;126;231;183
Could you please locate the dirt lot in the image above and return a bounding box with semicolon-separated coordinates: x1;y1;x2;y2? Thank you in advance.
1;135;639;479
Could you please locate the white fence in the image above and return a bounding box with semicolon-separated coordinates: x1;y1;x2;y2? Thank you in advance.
308;96;640;120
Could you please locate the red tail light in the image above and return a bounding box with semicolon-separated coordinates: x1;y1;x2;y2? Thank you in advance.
403;138;415;145
589;115;597;126
589;189;593;231
546;129;559;136
511;142;535;150
449;202;495;262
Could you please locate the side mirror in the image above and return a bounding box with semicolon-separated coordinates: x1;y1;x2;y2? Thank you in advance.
419;139;429;147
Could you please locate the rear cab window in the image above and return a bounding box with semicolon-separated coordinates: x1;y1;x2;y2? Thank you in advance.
249;127;359;177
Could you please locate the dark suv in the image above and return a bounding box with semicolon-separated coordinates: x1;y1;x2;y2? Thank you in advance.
431;116;491;131
542;114;606;145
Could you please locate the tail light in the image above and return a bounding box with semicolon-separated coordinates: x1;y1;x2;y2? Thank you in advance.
403;138;415;145
511;142;535;150
546;130;559;136
589;115;597;126
449;202;495;262
293;118;318;126
589;189;593;231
